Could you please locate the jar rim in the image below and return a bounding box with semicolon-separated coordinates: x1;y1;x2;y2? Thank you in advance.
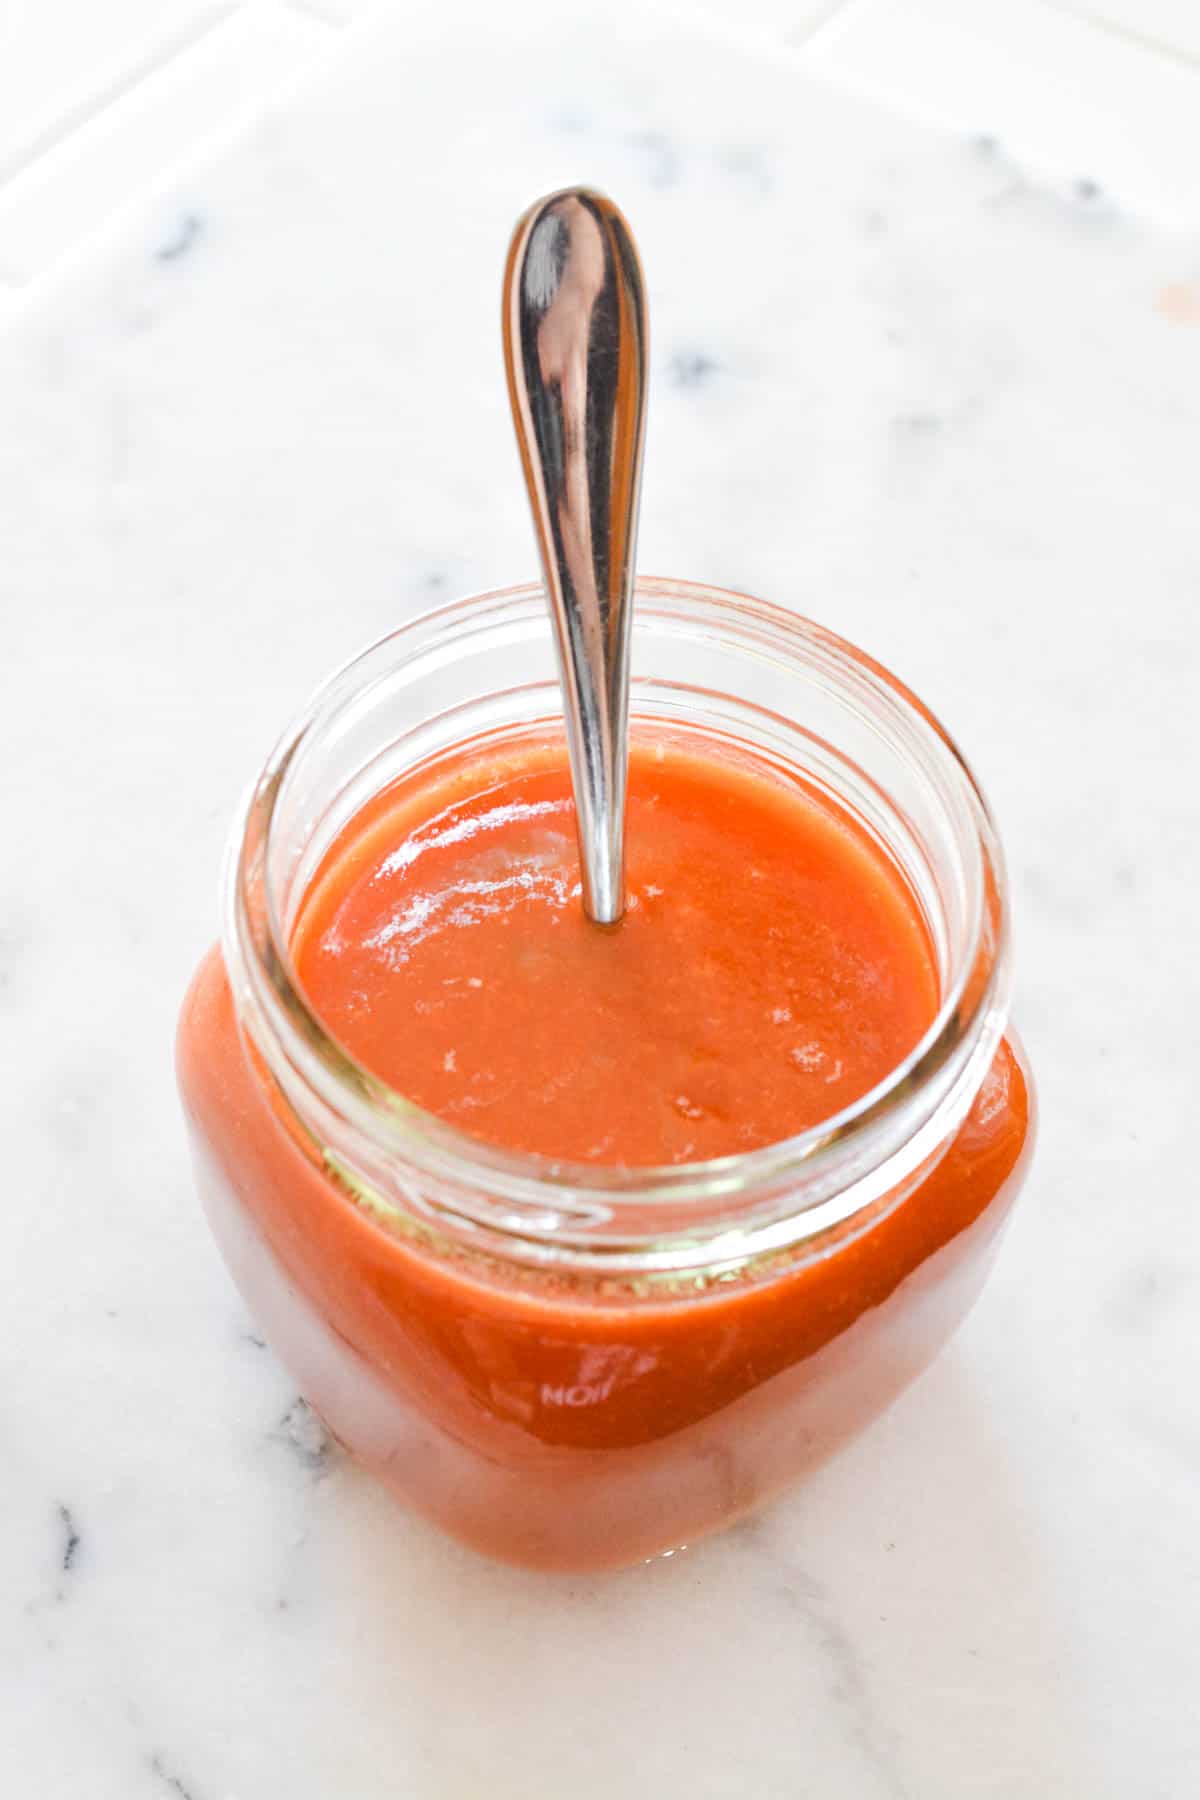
224;578;1010;1264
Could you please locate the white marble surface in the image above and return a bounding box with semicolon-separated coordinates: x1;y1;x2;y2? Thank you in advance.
7;0;1200;307
3;2;1199;1793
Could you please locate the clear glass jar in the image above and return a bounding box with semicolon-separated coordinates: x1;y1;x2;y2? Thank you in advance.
177;579;1033;1570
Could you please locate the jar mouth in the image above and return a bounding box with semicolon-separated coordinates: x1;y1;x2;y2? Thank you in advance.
224;579;1010;1266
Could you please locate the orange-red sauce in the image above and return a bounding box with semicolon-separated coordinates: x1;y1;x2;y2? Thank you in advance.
177;730;1032;1569
292;735;938;1164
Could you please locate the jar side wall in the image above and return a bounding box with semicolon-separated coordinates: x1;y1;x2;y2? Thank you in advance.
177;946;1032;1571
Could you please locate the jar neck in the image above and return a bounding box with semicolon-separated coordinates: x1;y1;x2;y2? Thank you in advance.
224;581;1010;1279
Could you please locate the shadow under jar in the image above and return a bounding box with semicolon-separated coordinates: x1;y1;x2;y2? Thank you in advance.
177;579;1033;1571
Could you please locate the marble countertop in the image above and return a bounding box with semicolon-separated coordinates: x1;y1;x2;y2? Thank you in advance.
4;2;1198;1793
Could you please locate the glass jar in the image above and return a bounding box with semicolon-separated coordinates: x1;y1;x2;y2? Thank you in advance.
177;579;1033;1571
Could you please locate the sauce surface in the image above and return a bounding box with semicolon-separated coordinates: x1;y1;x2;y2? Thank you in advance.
292;734;939;1165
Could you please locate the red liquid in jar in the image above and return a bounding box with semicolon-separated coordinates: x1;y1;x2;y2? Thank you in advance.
292;734;939;1164
177;729;1032;1569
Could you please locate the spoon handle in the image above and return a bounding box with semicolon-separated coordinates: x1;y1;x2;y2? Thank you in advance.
503;188;649;925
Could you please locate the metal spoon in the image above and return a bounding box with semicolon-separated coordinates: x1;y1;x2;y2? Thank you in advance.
502;187;649;925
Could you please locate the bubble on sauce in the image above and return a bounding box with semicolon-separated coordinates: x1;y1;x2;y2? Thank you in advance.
443;1049;457;1073
771;1006;792;1024
786;1041;849;1085
673;1095;705;1120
